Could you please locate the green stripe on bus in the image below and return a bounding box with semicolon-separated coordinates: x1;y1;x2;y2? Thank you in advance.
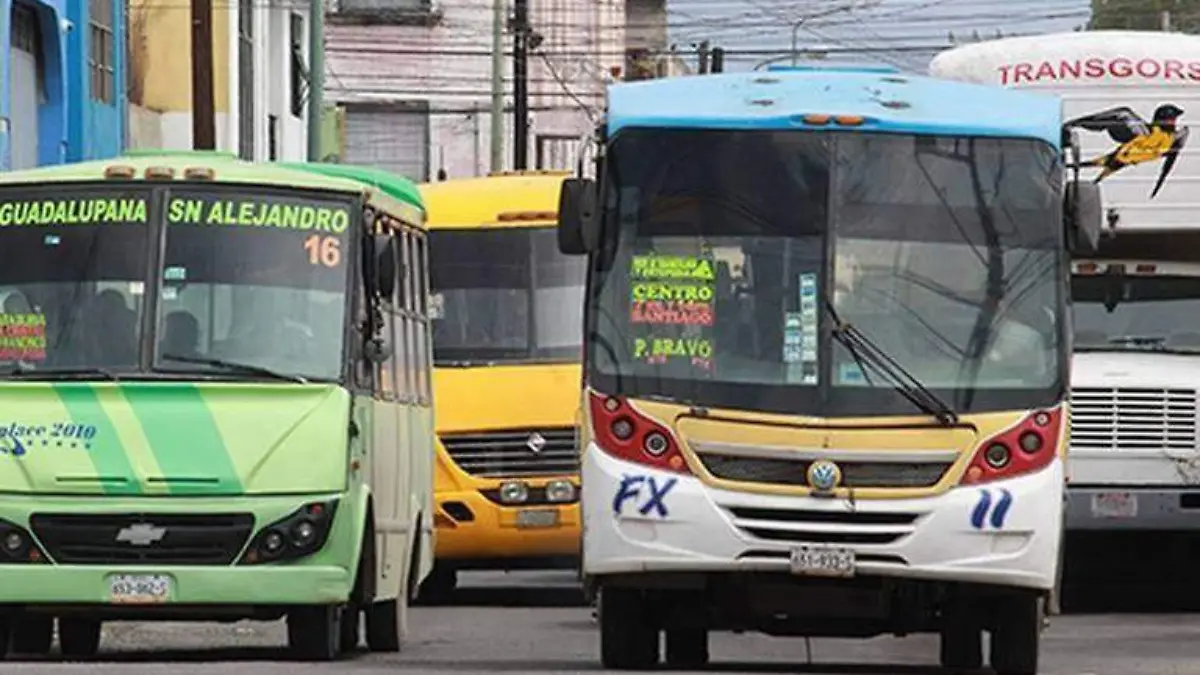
121;384;243;495
52;384;142;496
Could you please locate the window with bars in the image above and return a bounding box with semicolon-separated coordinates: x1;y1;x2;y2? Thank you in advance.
237;0;255;159
88;0;115;103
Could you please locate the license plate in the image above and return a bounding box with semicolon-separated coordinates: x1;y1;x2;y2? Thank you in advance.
109;574;173;604
789;544;855;577
1091;492;1137;519
516;509;559;529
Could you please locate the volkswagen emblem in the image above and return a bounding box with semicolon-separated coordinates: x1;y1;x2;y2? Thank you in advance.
807;459;842;492
526;432;547;454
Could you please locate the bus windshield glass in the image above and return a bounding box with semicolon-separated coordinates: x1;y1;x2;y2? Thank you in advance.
0;186;152;373
155;187;355;381
1074;268;1200;353
588;129;1065;416
429;227;586;365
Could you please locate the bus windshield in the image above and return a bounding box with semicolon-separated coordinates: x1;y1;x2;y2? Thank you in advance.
1074;268;1200;354
588;128;1065;417
429;227;586;365
0;186;152;372
154;187;355;381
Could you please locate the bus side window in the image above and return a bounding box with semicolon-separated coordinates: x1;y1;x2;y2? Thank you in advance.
378;221;400;401
354;256;375;391
399;228;418;401
413;232;431;405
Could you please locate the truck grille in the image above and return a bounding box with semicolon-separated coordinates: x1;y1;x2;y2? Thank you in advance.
724;506;921;546
29;513;255;565
697;454;951;489
440;427;579;478
1070;387;1198;451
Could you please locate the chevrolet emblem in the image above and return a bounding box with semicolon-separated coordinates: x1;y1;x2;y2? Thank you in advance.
116;523;167;547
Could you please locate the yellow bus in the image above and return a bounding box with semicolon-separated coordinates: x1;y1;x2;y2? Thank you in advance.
416;171;584;599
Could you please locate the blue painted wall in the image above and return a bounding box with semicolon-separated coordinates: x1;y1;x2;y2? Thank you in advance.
0;0;125;170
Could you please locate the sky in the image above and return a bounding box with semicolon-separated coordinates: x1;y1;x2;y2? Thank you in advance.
665;0;1094;73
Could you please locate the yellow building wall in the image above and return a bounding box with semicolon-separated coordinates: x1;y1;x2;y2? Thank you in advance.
127;0;230;114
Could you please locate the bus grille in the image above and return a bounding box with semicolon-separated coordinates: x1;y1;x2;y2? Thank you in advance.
697;454;950;489
29;513;255;565
724;506;921;546
441;427;579;478
1070;387;1198;451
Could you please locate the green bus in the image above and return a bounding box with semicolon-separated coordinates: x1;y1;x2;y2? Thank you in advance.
0;151;435;661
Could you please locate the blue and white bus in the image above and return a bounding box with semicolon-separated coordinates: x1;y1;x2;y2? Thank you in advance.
555;65;1102;675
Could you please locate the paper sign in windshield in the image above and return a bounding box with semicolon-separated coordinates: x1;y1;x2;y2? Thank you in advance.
629;253;717;371
0;198;148;227
0;313;47;361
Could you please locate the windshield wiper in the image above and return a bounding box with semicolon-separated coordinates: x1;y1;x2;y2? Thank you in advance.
160;354;308;384
824;301;959;425
0;365;121;381
1107;335;1167;348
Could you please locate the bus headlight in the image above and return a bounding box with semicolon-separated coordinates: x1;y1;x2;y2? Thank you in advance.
984;443;1011;469
0;519;48;564
546;480;576;503
239;499;338;565
499;481;530;504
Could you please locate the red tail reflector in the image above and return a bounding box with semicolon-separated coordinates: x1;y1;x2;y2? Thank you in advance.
588;391;691;474
961;407;1063;486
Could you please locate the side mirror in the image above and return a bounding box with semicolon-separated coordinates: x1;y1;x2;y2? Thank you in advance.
557;177;599;255
1068;181;1103;255
373;234;399;300
364;336;392;363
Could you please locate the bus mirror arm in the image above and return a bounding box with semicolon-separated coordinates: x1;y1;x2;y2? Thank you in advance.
1065;180;1103;256
372;234;400;301
557;177;599;255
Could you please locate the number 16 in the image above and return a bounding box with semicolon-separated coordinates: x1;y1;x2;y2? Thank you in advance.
303;235;341;267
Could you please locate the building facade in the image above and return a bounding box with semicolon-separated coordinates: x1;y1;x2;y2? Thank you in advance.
1;0;126;170
324;0;661;180
127;0;313;161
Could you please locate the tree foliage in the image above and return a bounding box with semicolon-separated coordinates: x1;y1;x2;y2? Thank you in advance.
1090;0;1200;32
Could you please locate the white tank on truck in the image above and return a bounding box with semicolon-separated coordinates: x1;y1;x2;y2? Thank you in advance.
932;30;1200;602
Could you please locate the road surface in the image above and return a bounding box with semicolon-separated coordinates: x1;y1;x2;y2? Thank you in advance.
6;571;1200;675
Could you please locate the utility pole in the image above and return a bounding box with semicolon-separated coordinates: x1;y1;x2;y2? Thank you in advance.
697;40;710;74
711;47;724;73
489;0;504;172
190;0;216;149
307;0;325;160
512;0;529;170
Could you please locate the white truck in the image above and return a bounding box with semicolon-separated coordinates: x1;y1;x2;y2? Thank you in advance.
931;30;1200;597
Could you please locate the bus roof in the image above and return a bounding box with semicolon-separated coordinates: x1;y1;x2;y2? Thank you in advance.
418;171;568;230
606;70;1063;147
0;151;425;226
277;162;424;212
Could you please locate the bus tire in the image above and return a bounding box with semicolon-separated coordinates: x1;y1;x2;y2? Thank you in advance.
339;607;361;653
58;618;101;660
664;626;708;669
0;616;11;658
990;592;1040;675
287;605;342;661
365;594;406;652
939;621;982;670
599;587;658;670
415;565;456;605
9;615;53;656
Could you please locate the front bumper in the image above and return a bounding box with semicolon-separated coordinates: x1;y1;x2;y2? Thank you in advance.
0;493;359;606
583;445;1063;591
0;564;351;605
1066;486;1200;530
434;487;581;562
